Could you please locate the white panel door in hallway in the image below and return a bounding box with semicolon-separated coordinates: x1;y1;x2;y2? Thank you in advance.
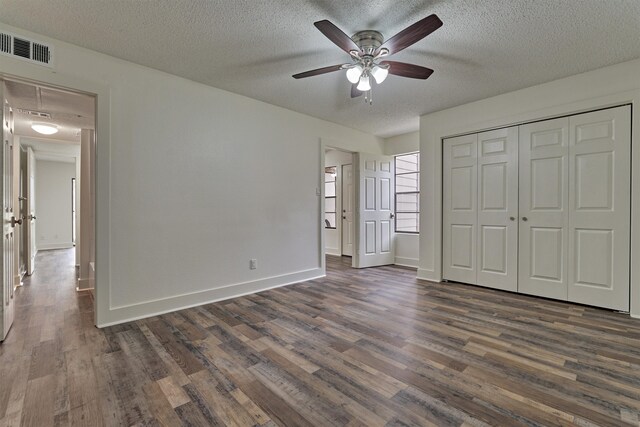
443;134;478;284
518;117;570;300
1;81;16;341
355;153;395;268
341;164;353;256
26;146;36;275
567;106;631;311
476;127;518;292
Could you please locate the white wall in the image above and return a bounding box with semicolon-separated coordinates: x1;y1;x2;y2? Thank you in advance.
0;23;384;326
384;131;419;156
324;149;353;256
35;159;76;250
419;58;640;316
384;131;420;268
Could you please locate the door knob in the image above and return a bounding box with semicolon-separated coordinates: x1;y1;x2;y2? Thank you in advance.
390;213;395;219
522;217;528;222
28;214;36;220
510;216;515;221
343;216;346;219
11;216;22;227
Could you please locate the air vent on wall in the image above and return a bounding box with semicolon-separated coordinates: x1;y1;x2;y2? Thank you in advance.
0;31;53;68
16;109;51;119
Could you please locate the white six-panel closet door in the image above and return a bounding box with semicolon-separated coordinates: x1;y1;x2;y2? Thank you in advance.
567;106;631;311
443;134;478;284
518;118;570;300
476;127;518;291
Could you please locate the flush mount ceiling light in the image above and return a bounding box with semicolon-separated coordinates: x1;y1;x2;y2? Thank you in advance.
31;123;59;135
293;15;442;104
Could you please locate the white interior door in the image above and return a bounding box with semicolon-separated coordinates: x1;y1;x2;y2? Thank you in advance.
518;117;569;300
1;81;16;341
567;106;631;311
355;153;395;268
341;163;353;256
443;134;478;283
26;146;35;275
476;127;518;291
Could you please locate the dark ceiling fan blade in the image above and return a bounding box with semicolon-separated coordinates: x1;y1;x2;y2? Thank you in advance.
381;61;434;79
292;64;344;79
314;20;361;54
379;14;443;55
351;84;362;98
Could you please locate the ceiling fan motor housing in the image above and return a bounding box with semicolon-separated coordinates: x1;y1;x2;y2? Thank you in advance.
351;30;384;55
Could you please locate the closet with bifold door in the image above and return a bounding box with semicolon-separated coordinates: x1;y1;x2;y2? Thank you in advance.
443;105;631;311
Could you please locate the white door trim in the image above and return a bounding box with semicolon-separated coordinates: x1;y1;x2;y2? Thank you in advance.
319;142;356;269
341;163;354;256
0;60;110;327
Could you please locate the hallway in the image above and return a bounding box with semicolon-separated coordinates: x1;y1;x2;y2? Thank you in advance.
0;249;97;425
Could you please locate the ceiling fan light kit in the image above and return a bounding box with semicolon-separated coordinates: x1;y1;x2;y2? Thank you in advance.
293;14;443;105
346;65;363;84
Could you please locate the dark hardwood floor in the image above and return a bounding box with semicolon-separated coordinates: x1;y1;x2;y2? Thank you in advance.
2;250;640;426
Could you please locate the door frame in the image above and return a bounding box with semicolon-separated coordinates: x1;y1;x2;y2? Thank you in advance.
0;62;110;327
319;144;356;272
340;163;354;256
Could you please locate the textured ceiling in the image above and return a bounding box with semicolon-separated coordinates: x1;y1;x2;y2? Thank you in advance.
1;0;639;137
4;79;94;142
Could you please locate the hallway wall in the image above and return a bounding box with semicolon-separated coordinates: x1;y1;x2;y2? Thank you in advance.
35;159;76;250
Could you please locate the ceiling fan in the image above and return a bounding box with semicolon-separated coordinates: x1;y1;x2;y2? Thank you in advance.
293;14;443;104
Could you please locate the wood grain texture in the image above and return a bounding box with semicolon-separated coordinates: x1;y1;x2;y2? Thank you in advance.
2;249;640;426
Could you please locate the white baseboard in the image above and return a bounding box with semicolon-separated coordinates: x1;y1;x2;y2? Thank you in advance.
97;267;325;328
417;268;441;282
325;248;341;256
394;257;418;268
38;242;74;251
78;277;94;290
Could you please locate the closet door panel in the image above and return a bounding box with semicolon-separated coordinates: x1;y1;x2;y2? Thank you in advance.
476;127;518;291
443;134;477;284
568;106;630;311
519;118;569;300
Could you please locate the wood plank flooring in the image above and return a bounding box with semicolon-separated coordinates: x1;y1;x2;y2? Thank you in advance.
2;250;640;426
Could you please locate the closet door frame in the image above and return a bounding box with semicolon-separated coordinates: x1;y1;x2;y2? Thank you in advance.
441;103;633;313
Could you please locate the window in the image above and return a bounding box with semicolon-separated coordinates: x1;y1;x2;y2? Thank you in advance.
325;166;337;228
395;153;420;233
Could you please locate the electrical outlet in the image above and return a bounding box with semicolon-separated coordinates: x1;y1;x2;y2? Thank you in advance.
249;259;257;270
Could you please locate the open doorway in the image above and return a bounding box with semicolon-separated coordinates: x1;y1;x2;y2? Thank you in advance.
324;148;355;264
322;147;398;271
0;77;96;341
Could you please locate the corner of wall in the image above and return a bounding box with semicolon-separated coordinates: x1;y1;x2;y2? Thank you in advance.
383;131;420;156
